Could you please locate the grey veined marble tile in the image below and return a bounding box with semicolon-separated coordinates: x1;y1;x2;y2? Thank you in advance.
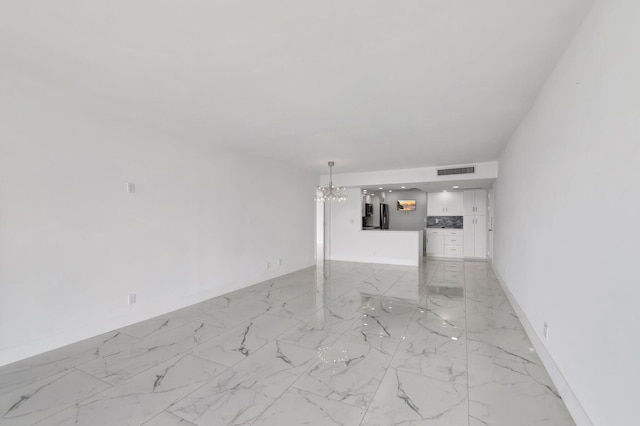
0;331;139;395
293;332;400;409
0;369;110;425
142;411;197;425
400;318;467;361
252;387;366;426
35;354;226;426
0;260;577;426
468;354;575;426
189;314;299;366
75;321;225;385
168;340;317;425
278;306;360;350
390;350;467;386
362;368;468;425
354;297;416;339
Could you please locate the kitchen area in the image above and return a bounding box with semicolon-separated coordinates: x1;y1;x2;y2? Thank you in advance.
361;187;489;260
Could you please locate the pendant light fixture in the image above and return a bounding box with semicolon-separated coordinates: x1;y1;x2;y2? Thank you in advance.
315;161;347;202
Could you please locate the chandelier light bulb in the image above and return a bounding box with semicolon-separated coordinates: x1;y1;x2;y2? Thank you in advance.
315;161;347;202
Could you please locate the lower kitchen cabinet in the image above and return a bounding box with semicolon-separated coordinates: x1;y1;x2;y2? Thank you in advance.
426;229;445;257
426;228;464;259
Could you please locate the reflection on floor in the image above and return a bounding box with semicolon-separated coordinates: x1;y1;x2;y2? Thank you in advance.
0;259;575;425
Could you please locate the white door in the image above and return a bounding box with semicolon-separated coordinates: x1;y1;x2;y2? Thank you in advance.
426;235;444;256
463;191;476;216
447;192;464;215
474;215;487;259
474;190;488;215
463;215;475;257
427;192;445;216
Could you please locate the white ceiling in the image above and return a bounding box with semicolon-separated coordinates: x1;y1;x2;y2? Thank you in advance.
1;1;593;173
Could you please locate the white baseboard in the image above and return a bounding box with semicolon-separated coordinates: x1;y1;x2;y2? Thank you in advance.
489;261;593;426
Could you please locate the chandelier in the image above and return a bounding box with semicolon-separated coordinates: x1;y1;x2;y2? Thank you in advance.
315;161;347;202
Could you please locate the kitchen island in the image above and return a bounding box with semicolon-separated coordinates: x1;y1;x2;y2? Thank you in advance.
330;228;423;266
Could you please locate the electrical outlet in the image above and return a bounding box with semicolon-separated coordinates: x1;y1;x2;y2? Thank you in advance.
543;322;549;339
128;293;137;305
266;262;270;270
278;258;282;267
127;182;136;194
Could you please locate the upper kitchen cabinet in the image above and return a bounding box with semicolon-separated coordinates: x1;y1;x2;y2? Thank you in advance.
463;189;487;216
427;192;464;216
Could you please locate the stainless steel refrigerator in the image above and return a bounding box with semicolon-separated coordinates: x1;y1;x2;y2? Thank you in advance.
380;203;389;229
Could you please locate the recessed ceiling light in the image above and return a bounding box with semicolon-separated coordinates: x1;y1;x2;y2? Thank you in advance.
389;190;392;192
453;186;459;189
443;190;447;192
379;187;383;190
401;186;406;189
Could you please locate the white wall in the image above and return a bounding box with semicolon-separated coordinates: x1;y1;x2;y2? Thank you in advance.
330;188;422;266
0;75;316;366
385;190;427;231
493;1;640;425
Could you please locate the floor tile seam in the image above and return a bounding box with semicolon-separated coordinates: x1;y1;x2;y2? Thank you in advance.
22;367;115;425
154;323;230;352
140;389;219;426
392;365;469;390
188;310;318;368
0;366;83;399
117;318;219;347
167;352;231;374
374;272;417;302
286;382;371;413
356;362;395;425
464;351;543;369
115;329;157;342
119;317;200;340
186;344;249;371
0;371;80;423
74;345;198;388
259;287;318;304
356;310;413;425
55;332;147;372
278;312;363;353
69;365;116;389
44;365;190;426
161;369;232;424
463;264;472;426
464;346;542;369
18;399;79;426
249;321;369;426
141;410;191;426
163;335;306;424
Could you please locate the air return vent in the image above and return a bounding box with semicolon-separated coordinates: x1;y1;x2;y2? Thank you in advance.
437;166;475;176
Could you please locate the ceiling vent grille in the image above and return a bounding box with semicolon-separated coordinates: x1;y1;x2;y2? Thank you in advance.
437;166;475;176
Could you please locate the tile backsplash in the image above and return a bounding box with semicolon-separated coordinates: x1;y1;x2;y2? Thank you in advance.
426;216;463;229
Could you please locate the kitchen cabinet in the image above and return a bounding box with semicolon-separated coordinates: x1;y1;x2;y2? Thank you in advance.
427;192;464;216
426;228;463;259
464;215;487;259
463;190;487;216
426;229;444;257
463;189;487;259
444;229;464;259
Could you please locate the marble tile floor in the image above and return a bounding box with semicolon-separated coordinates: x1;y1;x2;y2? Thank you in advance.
0;259;575;425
